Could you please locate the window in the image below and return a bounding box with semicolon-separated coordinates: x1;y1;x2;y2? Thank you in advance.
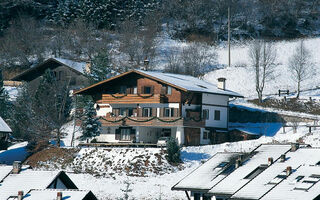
167;86;172;95
120;86;127;94
120;128;131;141
203;109;209;120
244;166;267;179
193;193;201;200
120;108;127;116
142;108;152;117
214;110;221;120
128;108;133;116
217;162;228;168
143;86;152;94
203;130;209;140
164;108;174;117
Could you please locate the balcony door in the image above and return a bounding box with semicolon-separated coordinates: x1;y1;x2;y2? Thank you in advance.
120;128;131;141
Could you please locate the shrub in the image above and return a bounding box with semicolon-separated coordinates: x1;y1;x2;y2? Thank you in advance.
166;138;181;164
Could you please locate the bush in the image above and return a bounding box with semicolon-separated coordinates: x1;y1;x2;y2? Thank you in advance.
166;138;181;164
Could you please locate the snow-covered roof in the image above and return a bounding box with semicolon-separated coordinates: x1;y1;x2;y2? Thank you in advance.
136;70;243;97
0;165;13;182
261;165;320;200
23;189;94;200
74;69;243;97
172;152;240;191
54;57;87;74
208;144;291;196
0;116;12;133
0;169;63;199
231;148;320;199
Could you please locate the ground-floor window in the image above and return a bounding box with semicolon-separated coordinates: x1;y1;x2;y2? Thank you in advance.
193;193;201;200
120;128;131;141
203;130;209;140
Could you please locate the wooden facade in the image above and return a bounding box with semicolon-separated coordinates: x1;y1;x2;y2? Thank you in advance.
74;70;240;146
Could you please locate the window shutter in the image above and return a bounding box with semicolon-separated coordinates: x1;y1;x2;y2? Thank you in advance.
160;108;164;117
152;108;157;117
173;108;179;117
137;108;142;117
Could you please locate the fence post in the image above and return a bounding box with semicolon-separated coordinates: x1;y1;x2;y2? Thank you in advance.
278;90;281;97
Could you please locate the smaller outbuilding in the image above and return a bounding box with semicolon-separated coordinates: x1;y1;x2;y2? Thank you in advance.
0;116;12;149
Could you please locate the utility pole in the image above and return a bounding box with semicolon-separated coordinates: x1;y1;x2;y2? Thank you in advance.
228;6;231;68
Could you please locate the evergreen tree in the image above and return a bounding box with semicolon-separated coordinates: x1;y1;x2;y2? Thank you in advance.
87;51;112;83
0;68;9;119
81;101;101;138
166;138;181;164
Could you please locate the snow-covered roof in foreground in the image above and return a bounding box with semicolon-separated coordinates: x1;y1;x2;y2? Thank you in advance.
172;152;240;191
261;165;320;200
0;165;13;182
0;116;12;132
23;189;92;200
231;148;320;199
54;57;87;74
0;169;61;199
137;70;243;97
208;144;291;195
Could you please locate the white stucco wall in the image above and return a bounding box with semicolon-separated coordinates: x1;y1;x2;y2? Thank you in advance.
202;93;229;106
95;104;112;117
96;126;118;142
202;105;228;128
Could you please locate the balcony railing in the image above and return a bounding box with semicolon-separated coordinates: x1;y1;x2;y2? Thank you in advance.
99;116;205;127
99;94;161;104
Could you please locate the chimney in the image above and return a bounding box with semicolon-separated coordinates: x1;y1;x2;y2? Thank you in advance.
85;61;91;74
286;166;292;176
218;78;226;90
57;192;62;200
280;154;286;162
12;161;22;174
235;159;241;168
18;191;23;200
291;143;299;152
268;157;273;166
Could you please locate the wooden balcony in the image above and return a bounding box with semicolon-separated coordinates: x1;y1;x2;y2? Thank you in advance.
100;116;205;128
99;94;161;104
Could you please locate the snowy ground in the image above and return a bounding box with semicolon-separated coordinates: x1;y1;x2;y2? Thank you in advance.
0;142;29;164
65;124;320;200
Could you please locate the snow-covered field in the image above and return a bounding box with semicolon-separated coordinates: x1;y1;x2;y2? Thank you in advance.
204;38;320;98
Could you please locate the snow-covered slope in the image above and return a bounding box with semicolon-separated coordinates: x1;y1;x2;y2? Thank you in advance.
204;38;320;98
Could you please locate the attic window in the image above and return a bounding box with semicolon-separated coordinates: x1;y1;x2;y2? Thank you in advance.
217;162;228;168
296;176;304;182
197;85;207;89
244;165;268;180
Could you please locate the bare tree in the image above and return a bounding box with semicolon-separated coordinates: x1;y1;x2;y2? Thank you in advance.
0;16;46;69
180;42;217;77
249;40;276;102
288;40;314;98
118;17;159;70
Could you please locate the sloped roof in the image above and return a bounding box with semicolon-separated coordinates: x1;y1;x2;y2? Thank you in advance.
207;144;292;196
0;116;12;133
23;189;97;200
0;169;76;199
0;165;14;182
172;152;241;191
261;165;320;200
231;148;320;199
74;69;243;97
11;58;87;82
